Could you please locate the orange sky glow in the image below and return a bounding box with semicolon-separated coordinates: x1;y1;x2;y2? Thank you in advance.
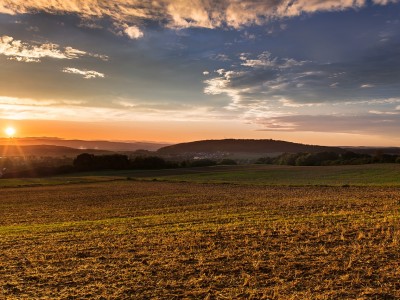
1;119;398;146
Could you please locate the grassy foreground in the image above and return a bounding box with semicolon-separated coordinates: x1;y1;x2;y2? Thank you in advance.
2;164;400;188
1;180;399;299
146;164;400;186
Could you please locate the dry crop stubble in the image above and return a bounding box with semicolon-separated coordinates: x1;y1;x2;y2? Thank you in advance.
0;181;399;299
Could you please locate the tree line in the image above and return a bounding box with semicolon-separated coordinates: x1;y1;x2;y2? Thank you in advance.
1;150;400;179
256;151;400;166
0;154;235;178
73;154;237;171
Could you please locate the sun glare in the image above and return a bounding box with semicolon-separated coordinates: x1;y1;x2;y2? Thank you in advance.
5;127;16;138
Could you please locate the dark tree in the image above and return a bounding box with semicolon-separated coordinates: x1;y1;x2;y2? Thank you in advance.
73;153;96;171
189;159;217;167
131;156;167;169
219;159;237;165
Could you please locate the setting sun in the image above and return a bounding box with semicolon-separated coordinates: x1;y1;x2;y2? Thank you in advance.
5;126;16;137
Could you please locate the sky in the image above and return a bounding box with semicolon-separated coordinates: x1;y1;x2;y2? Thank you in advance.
0;0;400;146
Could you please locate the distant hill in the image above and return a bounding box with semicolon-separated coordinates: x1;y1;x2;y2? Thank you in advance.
157;139;346;155
4;138;399;158
0;144;112;157
0;138;168;151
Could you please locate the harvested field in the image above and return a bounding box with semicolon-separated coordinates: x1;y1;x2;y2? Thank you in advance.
1;181;399;299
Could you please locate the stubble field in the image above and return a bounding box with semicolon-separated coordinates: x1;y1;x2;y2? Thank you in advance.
1;176;400;299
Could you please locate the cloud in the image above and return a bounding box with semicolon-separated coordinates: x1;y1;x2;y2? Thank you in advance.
78;21;103;29
279;98;316;108
204;52;314;110
0;0;394;30
62;67;105;79
0;35;73;62
0;94;226;123
242;31;256;40
361;84;374;88
369;110;398;115
239;52;305;69
0;96;57;106
0;102;132;121
0;35;108;62
64;47;87;58
372;0;400;4
204;70;245;109
204;45;400;111
0;96;86;108
26;26;39;32
210;54;230;61
281;0;366;17
115;100;137;108
255;114;400;137
240;51;277;68
111;23;144;39
123;25;144;39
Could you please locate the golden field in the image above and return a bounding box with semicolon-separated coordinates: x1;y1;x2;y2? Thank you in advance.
1;179;399;299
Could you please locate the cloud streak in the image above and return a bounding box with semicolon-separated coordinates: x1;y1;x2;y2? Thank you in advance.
0;95;226;123
0;35;108;62
62;67;105;79
0;96;85;106
255;113;400;137
0;0;397;30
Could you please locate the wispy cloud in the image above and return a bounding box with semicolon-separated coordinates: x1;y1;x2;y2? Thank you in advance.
0;96;57;106
204;47;400;112
0;96;85;106
209;53;231;61
0;35;108;62
279;98;316;108
240;52;306;69
26;25;39;32
361;84;374;88
62;67;105;79
372;0;400;4
0;0;396;31
0;94;227;123
369;110;399;115
255;113;400;137
240;52;277;68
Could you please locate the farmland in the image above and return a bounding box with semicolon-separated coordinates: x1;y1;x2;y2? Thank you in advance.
2;164;400;188
1;165;400;299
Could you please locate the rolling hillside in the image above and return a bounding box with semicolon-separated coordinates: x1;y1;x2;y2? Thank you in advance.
0;145;112;157
0;138;168;152
157;139;346;155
